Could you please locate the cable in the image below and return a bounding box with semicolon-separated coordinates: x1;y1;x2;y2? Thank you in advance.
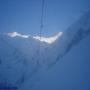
35;0;45;67
40;0;45;40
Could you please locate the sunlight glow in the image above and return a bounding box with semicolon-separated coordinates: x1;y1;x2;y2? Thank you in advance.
7;32;29;38
33;32;63;44
7;32;63;44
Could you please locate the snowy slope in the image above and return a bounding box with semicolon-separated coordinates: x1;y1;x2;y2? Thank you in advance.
45;11;90;68
0;34;33;86
0;11;90;90
0;33;46;86
0;30;55;87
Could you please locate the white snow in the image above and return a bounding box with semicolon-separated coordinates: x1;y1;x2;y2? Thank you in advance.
33;32;63;44
7;32;29;38
7;31;63;44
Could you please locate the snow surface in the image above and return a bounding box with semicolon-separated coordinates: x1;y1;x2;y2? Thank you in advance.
33;32;63;44
7;31;63;44
7;32;29;38
0;11;90;90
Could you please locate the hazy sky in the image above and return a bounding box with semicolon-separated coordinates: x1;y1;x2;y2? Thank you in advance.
0;0;90;36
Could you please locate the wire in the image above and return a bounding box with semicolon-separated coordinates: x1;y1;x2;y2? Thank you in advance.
35;0;45;66
40;0;45;40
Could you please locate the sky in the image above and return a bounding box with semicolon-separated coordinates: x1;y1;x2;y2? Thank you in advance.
0;0;90;36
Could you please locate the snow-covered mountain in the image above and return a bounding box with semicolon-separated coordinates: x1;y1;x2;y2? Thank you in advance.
0;11;90;90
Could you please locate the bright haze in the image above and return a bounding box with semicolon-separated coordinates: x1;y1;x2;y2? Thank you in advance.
0;0;90;36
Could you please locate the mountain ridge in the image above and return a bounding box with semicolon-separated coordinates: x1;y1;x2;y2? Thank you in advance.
0;11;90;90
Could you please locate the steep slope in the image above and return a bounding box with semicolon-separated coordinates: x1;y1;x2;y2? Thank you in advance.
44;11;90;68
33;31;90;90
